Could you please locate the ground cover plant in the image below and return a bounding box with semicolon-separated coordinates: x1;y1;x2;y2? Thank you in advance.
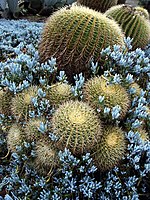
0;3;150;200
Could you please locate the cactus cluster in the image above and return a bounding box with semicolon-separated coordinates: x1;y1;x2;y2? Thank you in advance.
105;4;150;49
76;0;118;12
39;5;124;82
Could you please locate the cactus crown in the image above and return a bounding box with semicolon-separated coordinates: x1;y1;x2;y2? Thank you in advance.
77;0;118;12
52;100;102;155
39;5;124;82
135;6;149;19
46;82;74;106
105;4;150;49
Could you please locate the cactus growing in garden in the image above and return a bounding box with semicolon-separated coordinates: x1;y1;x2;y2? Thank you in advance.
11;86;38;121
0;89;13;116
39;5;124;82
105;5;150;49
7;124;24;152
52;100;102;155
46;82;74;107
24;117;46;142
77;0;118;12
92;126;127;171
82;76;130;120
31;138;58;174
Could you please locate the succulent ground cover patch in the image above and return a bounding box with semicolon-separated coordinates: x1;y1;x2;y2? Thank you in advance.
0;13;150;200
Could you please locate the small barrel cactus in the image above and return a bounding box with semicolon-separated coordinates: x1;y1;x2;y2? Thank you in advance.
31;138;58;175
92;126;127;171
39;5;124;82
82;76;130;120
0;89;13;116
52;100;102;155
7;124;24;152
46;82;74;107
11;86;38;121
24;117;46;142
105;5;150;49
77;0;118;12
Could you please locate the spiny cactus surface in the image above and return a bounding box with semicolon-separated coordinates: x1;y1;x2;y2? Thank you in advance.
46;82;74;107
39;5;124;82
0;89;13;116
83;76;130;120
11;86;38;121
77;0;118;12
92;126;127;171
7;124;24;152
31;138;58;175
52;100;102;155
105;4;150;49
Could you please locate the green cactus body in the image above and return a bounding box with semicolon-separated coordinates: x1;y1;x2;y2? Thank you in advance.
7;124;24;152
82;76;130;120
32;138;58;175
52;100;102;155
39;5;124;82
11;86;38;121
135;6;149;19
46;82;74;107
24;117;46;142
77;0;118;12
92;126;126;171
105;5;150;49
0;89;13;116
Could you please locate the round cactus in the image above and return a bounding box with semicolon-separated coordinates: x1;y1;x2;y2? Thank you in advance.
76;0;118;12
24;117;46;142
0;89;13;116
31;138;58;175
105;5;150;49
46;82;74;107
52;100;102;155
135;6;149;19
7;124;24;152
82;76;130;120
11;86;38;121
92;126;127;171
39;5;124;82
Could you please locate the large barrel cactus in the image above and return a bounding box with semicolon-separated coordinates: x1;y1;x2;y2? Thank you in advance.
77;0;118;12
39;5;124;82
105;5;150;49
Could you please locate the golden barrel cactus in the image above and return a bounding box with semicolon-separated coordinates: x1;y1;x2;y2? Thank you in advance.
39;5;124;82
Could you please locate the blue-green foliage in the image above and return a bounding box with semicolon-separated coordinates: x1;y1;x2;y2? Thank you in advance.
0;19;150;199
